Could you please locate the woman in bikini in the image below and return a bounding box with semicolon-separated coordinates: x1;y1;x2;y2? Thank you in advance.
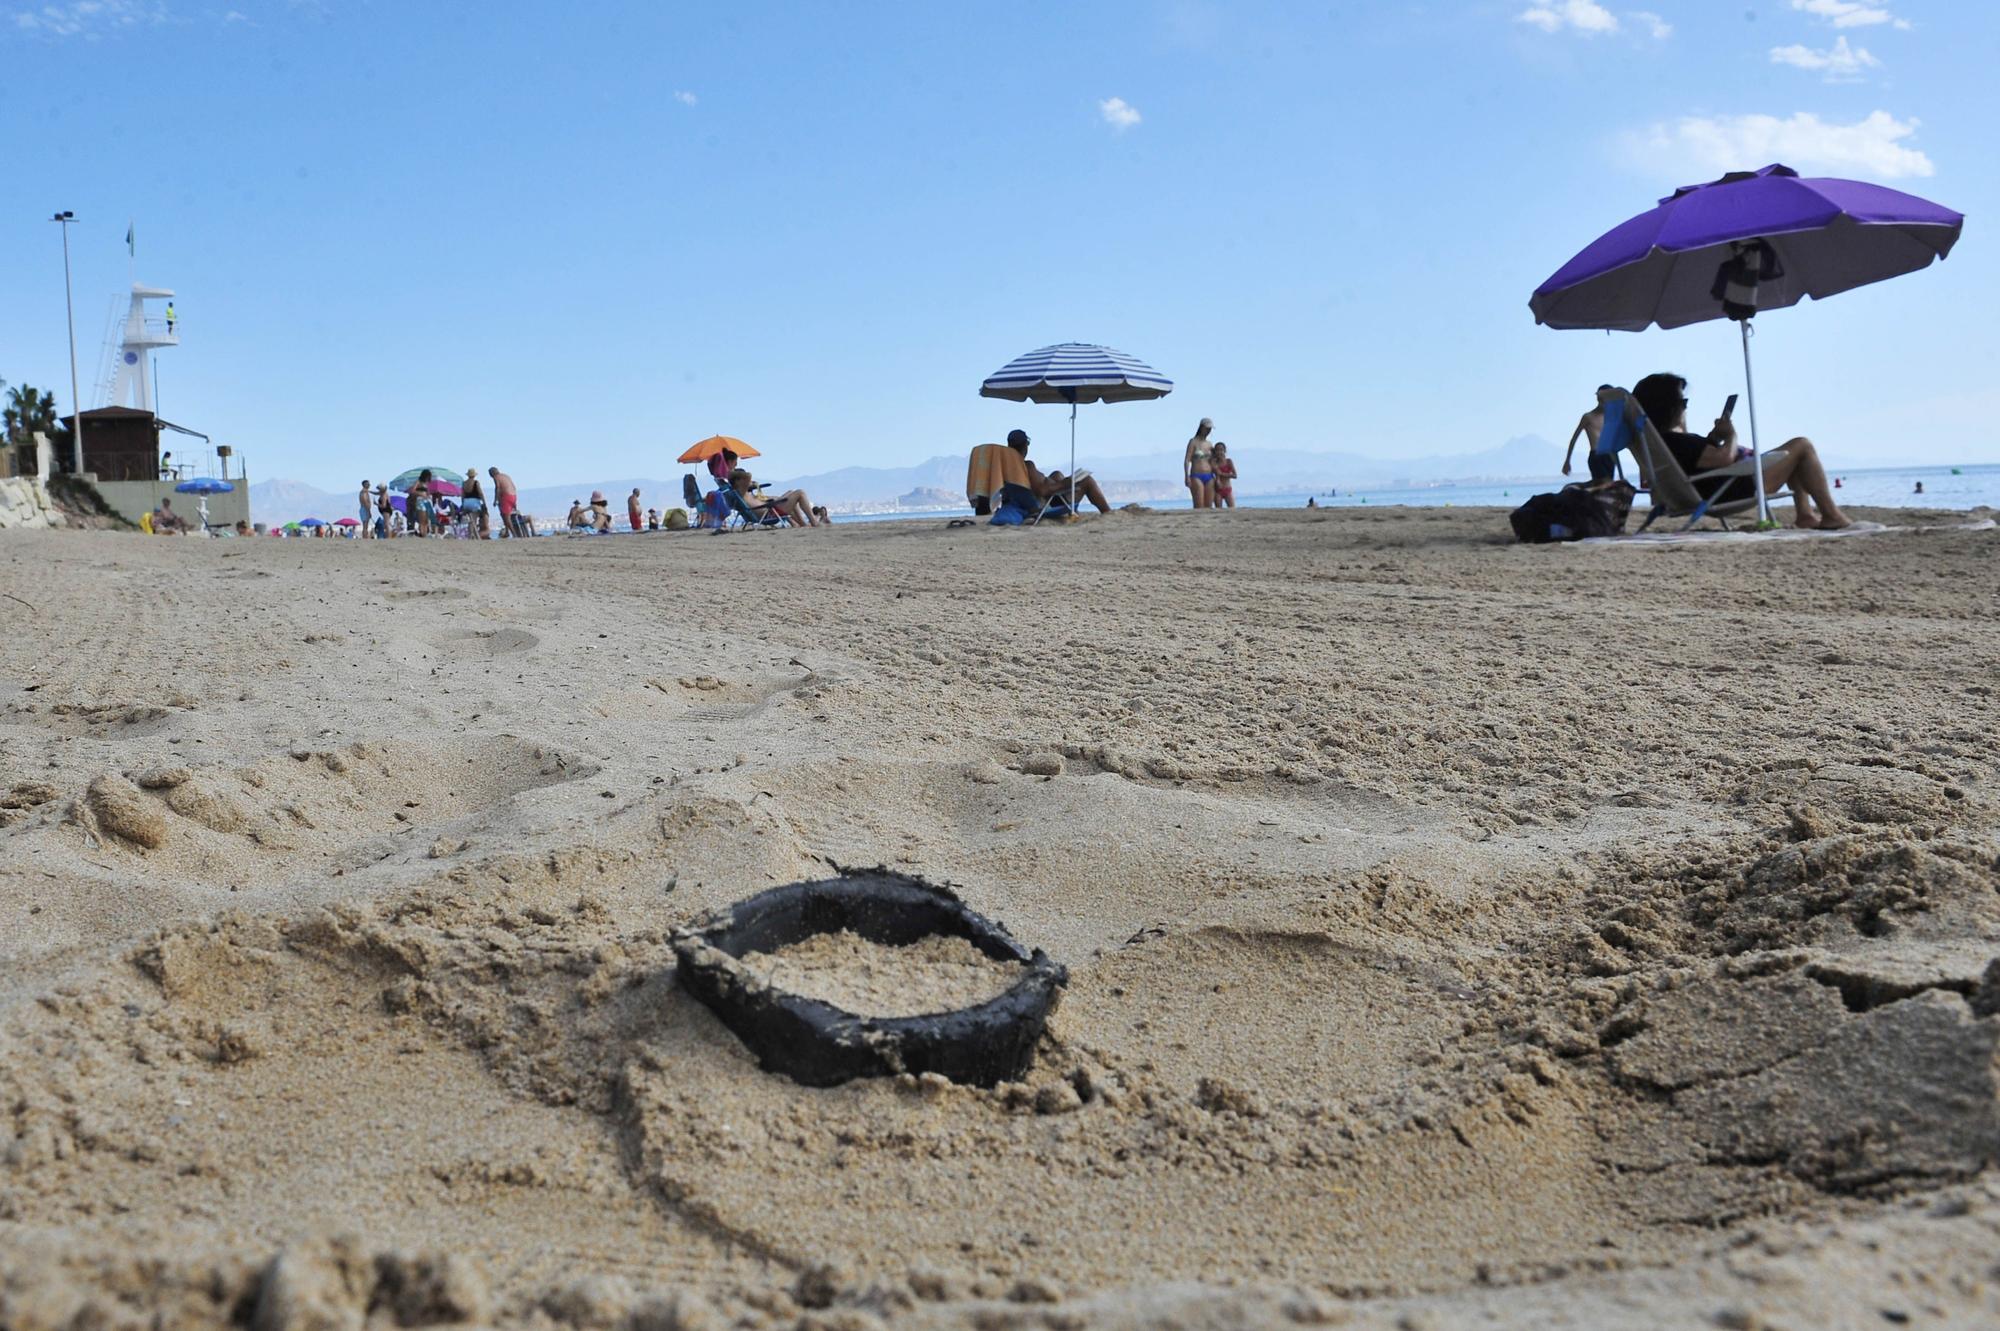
1184;417;1217;509
408;471;433;537
1212;443;1238;509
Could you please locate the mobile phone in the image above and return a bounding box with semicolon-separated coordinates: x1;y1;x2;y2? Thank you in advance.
1722;393;1739;420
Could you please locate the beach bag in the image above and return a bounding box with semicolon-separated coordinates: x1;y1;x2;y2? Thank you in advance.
664;507;688;530
1510;480;1635;543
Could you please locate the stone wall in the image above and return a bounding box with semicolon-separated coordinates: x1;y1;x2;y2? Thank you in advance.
94;478;251;531
0;476;68;531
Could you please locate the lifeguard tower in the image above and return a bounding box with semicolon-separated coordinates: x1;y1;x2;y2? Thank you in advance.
106;283;177;410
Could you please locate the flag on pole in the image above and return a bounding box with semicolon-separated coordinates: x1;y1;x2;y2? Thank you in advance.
126;222;134;256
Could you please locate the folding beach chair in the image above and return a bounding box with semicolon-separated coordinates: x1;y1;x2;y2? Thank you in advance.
716;484;786;531
966;443;1070;525
1606;391;1791;532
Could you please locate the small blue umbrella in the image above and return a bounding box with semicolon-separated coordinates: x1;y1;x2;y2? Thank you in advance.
296;517;326;527
174;477;234;494
980;343;1173;510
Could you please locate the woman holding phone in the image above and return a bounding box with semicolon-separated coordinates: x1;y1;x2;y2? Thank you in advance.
1631;373;1850;529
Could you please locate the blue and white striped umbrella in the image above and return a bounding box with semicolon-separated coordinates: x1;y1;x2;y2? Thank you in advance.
979;342;1173;406
979;343;1172;512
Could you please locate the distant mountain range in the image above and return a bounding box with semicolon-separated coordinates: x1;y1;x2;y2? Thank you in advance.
247;436;1558;524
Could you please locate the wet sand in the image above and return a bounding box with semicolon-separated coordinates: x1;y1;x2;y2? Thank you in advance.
1;506;1997;1328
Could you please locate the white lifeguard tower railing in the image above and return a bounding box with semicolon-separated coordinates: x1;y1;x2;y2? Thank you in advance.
103;283;177;411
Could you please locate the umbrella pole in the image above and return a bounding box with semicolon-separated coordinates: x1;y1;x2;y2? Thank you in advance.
1740;319;1770;527
1069;401;1078;514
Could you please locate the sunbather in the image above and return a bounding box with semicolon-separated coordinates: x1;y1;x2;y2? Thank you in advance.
729;469;824;526
1006;430;1112;514
1630;373;1850;530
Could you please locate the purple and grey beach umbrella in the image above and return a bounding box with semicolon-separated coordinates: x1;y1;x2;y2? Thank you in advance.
1531;164;1964;522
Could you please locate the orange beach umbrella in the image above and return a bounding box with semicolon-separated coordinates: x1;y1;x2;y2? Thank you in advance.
677;435;761;464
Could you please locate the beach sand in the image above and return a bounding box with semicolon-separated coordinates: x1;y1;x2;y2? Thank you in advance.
1;506;1996;1328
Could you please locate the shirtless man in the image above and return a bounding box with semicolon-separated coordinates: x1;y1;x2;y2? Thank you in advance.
1563;386;1617;480
488;467;524;538
358;479;375;538
1006;429;1113;514
628;487;644;532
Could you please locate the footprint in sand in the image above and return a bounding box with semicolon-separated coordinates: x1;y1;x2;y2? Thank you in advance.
385;587;471;602
433;627;541;657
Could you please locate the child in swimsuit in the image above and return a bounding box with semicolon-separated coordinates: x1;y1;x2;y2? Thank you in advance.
1212;444;1237;508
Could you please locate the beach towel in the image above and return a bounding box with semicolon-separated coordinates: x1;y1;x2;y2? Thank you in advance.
966;444;1034;514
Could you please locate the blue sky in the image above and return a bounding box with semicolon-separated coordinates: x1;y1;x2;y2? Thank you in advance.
2;0;1991;489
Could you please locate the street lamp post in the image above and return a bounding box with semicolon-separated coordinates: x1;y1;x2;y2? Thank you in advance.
51;211;83;475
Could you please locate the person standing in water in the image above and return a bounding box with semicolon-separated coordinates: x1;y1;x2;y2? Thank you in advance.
1185;417;1217;509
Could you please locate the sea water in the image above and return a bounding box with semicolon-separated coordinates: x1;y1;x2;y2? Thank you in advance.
846;463;2000;521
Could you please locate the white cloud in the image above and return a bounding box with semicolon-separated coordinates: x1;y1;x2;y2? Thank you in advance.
1518;0;1619;34
1791;0;1911;30
1517;2;1669;39
1770;35;1881;80
11;0;168;36
1098;96;1141;132
673;90;697;106
1629;110;1933;180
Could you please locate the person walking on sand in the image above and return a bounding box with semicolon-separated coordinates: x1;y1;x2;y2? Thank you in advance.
1185;418;1217;509
1212;443;1238;509
1563;387;1619;479
460;467;489;539
358;479;375;538
628;487;643;533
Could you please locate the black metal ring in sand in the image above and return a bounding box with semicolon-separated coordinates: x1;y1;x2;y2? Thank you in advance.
670;870;1067;1088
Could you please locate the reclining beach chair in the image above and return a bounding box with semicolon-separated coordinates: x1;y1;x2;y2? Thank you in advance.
716;484;786;531
1602;391;1789;533
965;443;1068;525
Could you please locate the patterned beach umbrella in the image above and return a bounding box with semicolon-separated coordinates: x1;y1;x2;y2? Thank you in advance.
1532;164;1963;523
388;467;463;497
174;477;234;494
980;343;1173;510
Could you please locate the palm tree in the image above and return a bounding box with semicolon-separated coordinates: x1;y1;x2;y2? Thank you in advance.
4;383;67;474
4;383;60;444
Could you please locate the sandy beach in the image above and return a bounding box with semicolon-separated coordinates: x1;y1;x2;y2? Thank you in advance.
2;506;1997;1329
